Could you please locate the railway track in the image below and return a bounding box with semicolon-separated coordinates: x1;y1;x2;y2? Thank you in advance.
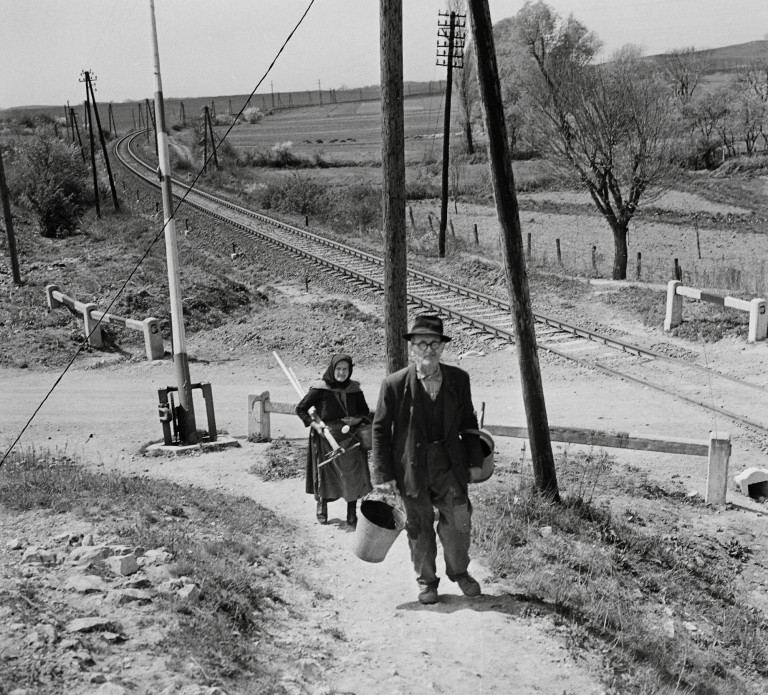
116;132;768;439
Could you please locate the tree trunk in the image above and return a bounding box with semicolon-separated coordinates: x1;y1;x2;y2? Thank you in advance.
464;120;475;154
612;224;629;280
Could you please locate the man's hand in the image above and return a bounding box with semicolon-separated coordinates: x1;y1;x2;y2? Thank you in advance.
374;480;397;494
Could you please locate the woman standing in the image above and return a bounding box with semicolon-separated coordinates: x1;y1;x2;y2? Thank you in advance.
296;353;372;525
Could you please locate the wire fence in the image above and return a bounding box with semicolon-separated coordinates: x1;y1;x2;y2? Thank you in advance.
519;235;767;297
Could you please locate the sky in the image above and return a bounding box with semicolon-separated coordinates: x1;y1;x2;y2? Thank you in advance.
2;0;767;109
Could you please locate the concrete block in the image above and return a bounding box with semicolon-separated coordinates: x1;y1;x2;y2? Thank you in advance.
734;467;768;498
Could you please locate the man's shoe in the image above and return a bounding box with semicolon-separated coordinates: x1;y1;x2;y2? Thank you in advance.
456;574;481;598
316;500;327;524
346;501;357;526
418;585;439;605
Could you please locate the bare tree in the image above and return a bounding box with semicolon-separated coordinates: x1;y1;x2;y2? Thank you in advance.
684;88;729;167
739;59;768;149
514;1;678;279
660;47;703;105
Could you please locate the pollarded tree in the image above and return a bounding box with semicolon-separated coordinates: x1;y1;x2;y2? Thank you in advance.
514;1;679;279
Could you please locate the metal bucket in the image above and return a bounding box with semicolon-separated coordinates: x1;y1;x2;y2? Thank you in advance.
351;499;406;563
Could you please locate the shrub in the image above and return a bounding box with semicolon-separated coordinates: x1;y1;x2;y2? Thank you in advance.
14;135;90;238
240;107;264;125
258;173;325;215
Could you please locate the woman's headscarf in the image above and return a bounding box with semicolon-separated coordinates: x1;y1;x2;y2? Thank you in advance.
322;353;353;389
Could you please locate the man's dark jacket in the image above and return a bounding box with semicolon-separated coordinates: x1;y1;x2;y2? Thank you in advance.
371;363;484;497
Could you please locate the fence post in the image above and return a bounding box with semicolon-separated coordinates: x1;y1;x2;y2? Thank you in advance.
556;239;562;265
142;317;164;360
636;252;642;280
45;284;63;310
591;245;597;274
705;432;731;506
248;391;271;440
747;298;768;342
81;303;104;348
664;280;683;331
473;224;479;246
527;232;531;259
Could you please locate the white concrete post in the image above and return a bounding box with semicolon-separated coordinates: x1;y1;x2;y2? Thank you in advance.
747;298;767;342
82;302;104;348
705;431;731;506
247;391;271;440
45;284;63;310
142;317;164;360
664;280;683;331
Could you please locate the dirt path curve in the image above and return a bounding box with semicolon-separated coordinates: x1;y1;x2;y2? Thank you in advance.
1;356;608;694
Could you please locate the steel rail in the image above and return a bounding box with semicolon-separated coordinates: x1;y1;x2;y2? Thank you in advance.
116;132;768;437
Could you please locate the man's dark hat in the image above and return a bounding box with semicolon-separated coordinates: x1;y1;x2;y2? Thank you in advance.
403;314;451;342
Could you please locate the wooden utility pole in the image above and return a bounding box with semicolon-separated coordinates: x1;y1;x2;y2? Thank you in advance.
86;75;119;212
70;108;85;162
436;11;465;258
380;0;408;373
145;98;157;154
204;106;219;170
63;104;72;143
467;0;559;500
81;74;101;219
0;148;21;285
149;0;198;444
108;103;118;136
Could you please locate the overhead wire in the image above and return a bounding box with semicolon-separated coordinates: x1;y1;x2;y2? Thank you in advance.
0;0;318;468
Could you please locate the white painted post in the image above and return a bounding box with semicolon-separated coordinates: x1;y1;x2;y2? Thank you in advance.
747;298;767;342
82;302;104;348
705;431;731;506
664;280;683;331
45;284;63;310
142;317;164;360
247;391;271;440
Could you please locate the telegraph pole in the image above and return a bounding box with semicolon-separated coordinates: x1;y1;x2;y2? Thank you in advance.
0;147;21;285
148;0;198;444
70;108;85;162
81;72;101;219
108;103;118;136
380;0;408;373
436;11;465;258
85;73;119;212
467;0;559;500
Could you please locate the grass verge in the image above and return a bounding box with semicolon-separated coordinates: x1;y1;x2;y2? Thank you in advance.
0;449;331;693
472;451;768;694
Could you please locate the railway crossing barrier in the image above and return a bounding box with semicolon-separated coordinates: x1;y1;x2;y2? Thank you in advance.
248;391;732;506
664;280;768;342
46;284;164;361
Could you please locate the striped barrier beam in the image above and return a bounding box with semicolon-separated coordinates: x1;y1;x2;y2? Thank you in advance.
664;280;767;342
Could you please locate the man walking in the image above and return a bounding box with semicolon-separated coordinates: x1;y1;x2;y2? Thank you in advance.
371;314;485;604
